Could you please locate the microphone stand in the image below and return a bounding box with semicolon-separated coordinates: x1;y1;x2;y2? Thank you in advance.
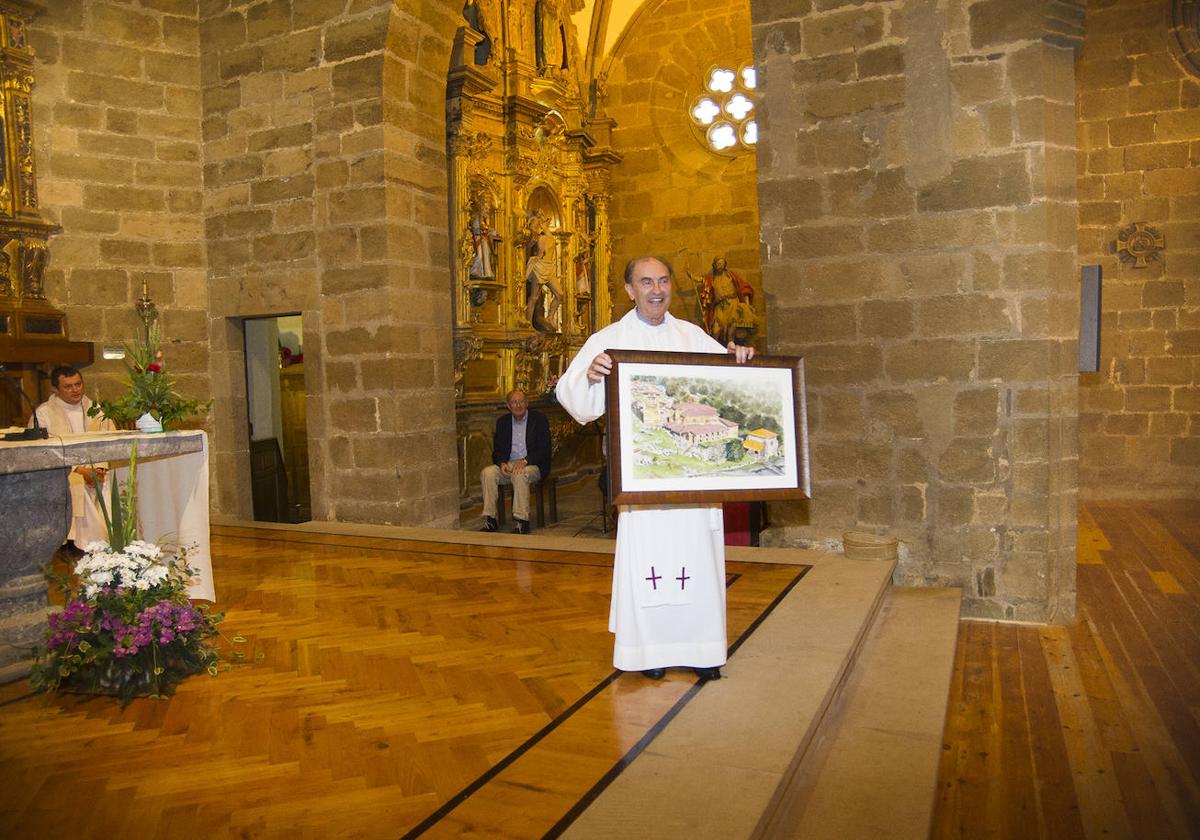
0;364;50;441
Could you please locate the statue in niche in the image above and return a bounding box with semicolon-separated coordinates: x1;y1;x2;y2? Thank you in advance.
534;0;567;74
692;256;758;346
573;248;591;296
462;0;493;65
468;205;499;279
524;211;562;332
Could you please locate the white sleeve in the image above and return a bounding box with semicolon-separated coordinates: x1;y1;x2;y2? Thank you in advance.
555;334;609;425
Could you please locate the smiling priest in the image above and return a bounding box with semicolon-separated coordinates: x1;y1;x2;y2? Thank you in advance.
555;256;754;681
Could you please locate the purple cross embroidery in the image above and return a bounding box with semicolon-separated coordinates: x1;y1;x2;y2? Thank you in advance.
645;567;661;590
677;567;690;590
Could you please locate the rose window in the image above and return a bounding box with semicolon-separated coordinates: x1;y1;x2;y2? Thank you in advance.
690;65;757;154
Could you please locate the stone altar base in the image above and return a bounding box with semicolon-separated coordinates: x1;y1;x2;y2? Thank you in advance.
0;468;69;682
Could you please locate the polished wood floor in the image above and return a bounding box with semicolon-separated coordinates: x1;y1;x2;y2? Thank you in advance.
933;500;1200;839
0;526;806;839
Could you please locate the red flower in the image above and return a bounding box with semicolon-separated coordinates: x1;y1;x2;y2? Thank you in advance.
146;363;162;373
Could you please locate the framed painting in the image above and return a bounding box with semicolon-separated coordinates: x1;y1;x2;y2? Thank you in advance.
604;349;810;506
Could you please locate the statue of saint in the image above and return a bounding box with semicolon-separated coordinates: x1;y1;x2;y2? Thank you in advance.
468;212;497;279
695;257;758;345
524;213;563;331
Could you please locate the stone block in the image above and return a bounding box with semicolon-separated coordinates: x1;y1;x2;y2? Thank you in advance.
868;390;924;439
978;339;1051;381
954;387;999;435
827;168;912;218
163;16;200;55
66;71;167;111
758;178;823;223
100;239;151;265
1077;57;1133;90
1145;167;1200;195
860;299;913;339
1127;81;1180;114
807;78;904;119
1106;114;1155;147
208;238;251;270
1142;281;1185;308
918;294;1012;337
916;152;1032;212
1170;438;1200;466
797;343;883;385
780;224;863;258
62;36;142;78
1156;110;1200;142
252;232;315;263
886;339;975;383
1078;88;1128;121
1125;143;1190;172
1147;355;1193;387
950;62;1004;106
82;185;166;213
60;207;120;234
802;7;884;56
324;9;389;62
792;55;856;86
322;264;390;296
1001;250;1075;292
1123;386;1171;412
857;45;904;79
250;175;315;204
1102;413;1148;435
935;485;974;528
1085;147;1124;175
333;55;383;104
92;2;161;44
898;253;968;295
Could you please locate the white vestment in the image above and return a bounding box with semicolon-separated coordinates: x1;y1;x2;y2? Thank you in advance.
31;394;116;546
556;309;729;671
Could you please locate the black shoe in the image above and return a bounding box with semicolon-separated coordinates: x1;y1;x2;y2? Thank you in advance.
480;516;498;532
694;666;721;681
642;668;666;680
512;519;531;534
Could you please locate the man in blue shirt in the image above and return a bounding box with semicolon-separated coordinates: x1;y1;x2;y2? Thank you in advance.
480;389;552;534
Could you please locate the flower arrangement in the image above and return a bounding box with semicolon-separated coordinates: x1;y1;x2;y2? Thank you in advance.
88;321;210;430
30;441;224;705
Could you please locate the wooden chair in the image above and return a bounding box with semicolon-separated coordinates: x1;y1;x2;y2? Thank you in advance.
496;475;558;529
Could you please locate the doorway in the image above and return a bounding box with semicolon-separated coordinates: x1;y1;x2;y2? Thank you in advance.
243;315;311;523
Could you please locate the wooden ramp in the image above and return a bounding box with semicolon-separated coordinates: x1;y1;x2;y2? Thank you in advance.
0;522;958;839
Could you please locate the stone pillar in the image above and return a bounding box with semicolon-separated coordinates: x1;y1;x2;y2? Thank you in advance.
751;0;1084;621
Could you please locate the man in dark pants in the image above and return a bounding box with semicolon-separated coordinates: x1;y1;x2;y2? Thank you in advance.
480;389;552;534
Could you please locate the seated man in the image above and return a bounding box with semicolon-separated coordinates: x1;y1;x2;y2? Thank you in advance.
29;365;116;548
480;389;551;534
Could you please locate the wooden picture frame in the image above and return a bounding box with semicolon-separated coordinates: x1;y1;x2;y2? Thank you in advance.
604;349;810;506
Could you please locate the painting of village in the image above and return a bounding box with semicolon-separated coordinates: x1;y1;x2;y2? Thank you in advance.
624;369;790;484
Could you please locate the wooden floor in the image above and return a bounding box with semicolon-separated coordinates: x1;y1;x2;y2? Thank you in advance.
933;500;1200;840
0;525;806;839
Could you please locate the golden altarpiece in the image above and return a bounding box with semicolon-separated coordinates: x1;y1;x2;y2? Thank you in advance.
0;0;90;426
449;0;619;501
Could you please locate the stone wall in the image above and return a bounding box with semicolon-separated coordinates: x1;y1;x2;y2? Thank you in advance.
30;0;208;405
199;0;460;525
751;0;1083;621
1076;0;1200;498
32;0;462;529
605;0;763;330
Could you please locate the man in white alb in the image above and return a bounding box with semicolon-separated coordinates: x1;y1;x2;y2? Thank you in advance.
555;256;753;681
30;366;116;547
